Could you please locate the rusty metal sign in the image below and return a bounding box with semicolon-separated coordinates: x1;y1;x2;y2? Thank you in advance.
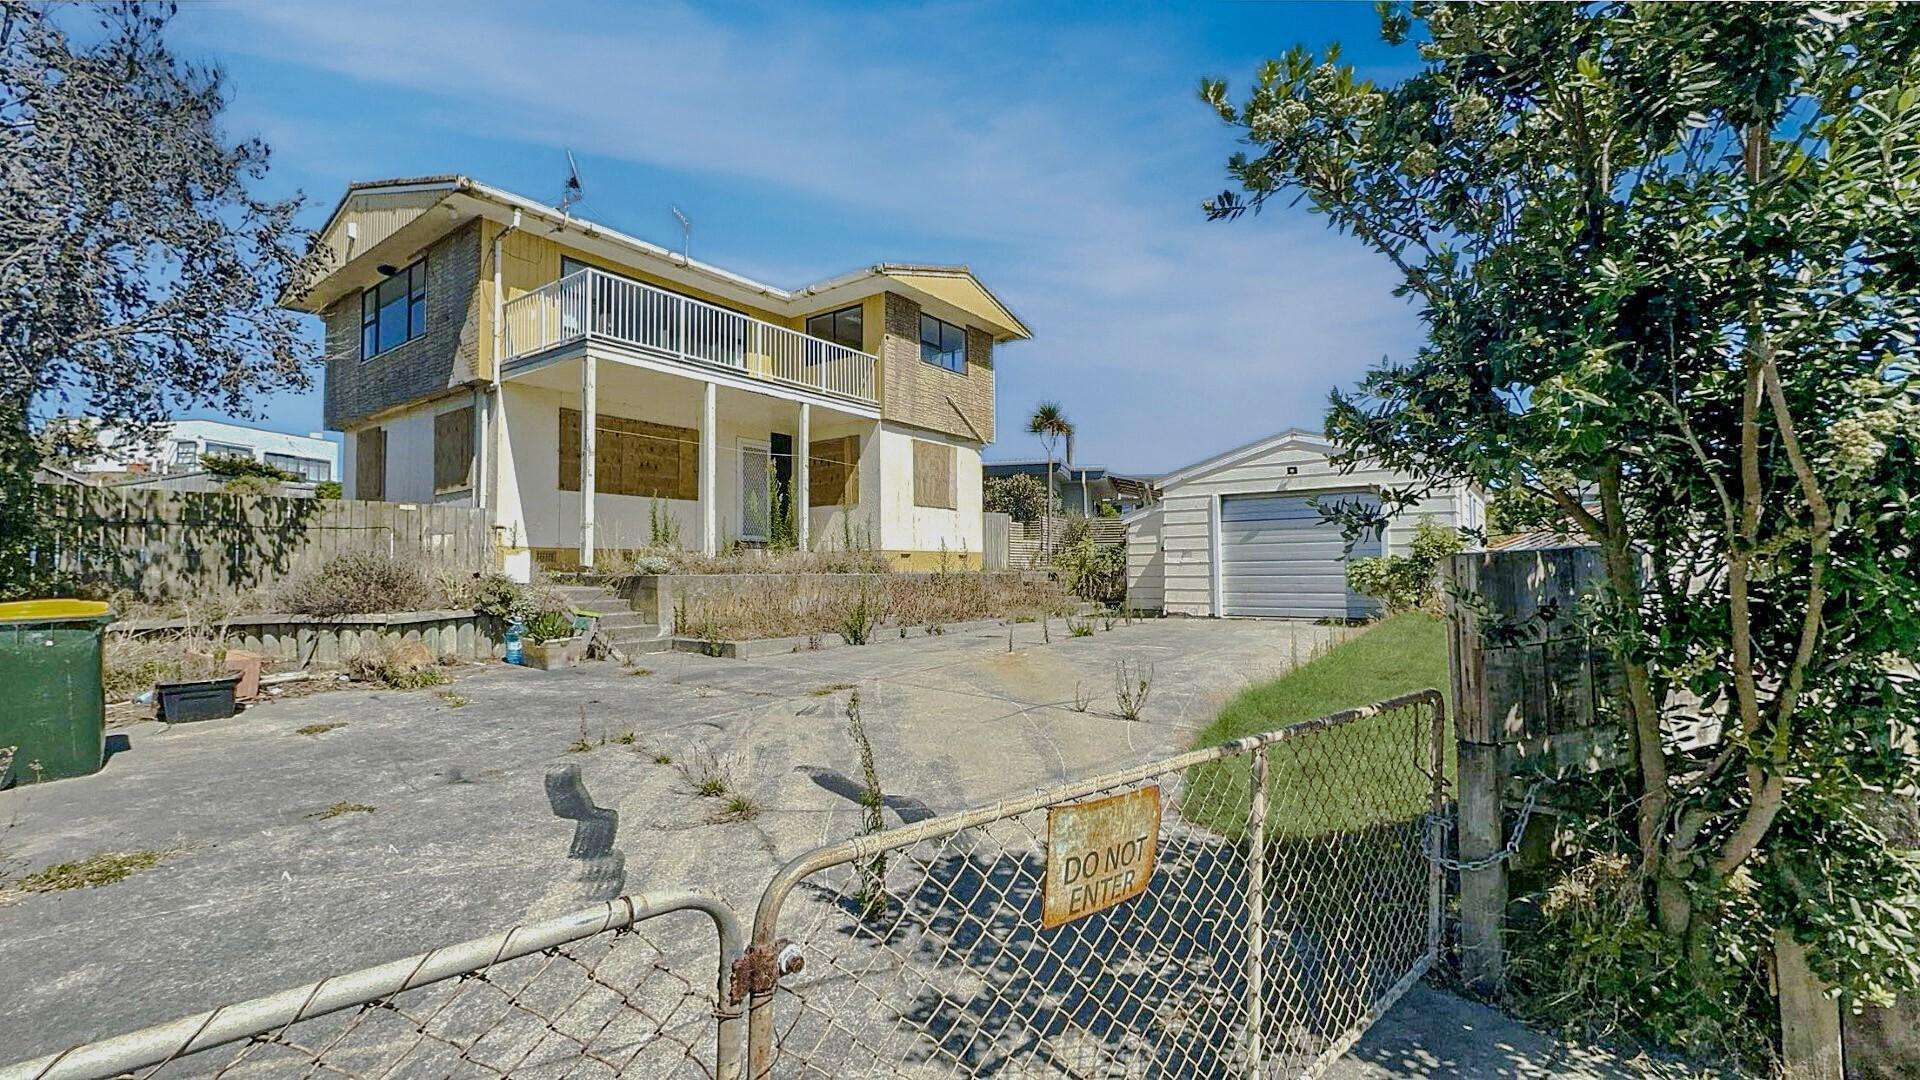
1041;786;1161;928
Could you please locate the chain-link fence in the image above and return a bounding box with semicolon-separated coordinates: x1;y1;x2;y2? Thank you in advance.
739;689;1447;1078
1;893;743;1080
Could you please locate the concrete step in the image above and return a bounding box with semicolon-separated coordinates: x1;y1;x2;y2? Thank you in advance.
553;584;618;603
605;631;672;656
592;611;655;632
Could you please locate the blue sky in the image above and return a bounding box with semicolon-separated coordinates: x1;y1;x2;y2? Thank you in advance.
162;0;1422;475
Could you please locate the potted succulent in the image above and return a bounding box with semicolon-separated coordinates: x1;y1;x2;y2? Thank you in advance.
518;610;587;671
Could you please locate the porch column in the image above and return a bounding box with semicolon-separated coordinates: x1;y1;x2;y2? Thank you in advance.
795;402;811;550
700;380;718;555
580;353;597;569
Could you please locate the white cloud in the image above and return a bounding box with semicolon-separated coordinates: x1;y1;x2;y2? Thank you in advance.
180;0;1422;472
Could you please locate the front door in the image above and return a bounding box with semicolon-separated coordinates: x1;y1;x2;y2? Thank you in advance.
739;439;771;541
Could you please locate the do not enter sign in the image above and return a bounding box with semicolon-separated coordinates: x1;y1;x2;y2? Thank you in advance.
1041;786;1161;928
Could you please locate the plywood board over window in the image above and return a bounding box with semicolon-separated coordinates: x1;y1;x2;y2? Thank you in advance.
809;435;860;507
913;439;956;509
434;406;475;493
356;427;386;501
558;407;698;500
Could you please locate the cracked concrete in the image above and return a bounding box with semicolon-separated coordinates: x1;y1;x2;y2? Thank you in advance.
0;617;1691;1076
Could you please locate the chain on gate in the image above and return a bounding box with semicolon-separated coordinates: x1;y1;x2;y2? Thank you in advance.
737;689;1451;1079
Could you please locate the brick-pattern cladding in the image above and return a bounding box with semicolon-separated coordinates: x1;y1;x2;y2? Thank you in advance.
879;292;995;445
322;219;484;430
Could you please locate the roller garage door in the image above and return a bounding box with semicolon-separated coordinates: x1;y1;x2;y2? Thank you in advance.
1219;492;1381;618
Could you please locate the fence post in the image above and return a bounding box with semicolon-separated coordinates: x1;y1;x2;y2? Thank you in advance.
1427;695;1448;963
1243;746;1267;1077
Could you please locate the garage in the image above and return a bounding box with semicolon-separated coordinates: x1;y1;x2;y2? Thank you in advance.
1124;429;1483;618
1219;492;1380;618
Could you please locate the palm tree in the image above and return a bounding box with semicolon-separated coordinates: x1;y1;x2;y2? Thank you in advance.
1027;402;1073;557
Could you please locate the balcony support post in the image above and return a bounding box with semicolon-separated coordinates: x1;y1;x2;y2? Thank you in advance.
700;380;718;556
580;352;597;569
795;402;811;551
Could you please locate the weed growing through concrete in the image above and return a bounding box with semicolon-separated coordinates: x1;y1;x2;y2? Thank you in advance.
294;723;344;736
844;688;889;919
647;748;673;765
309;802;376;820
438;691;468;708
626;666;653;677
677;749;734;799
1067;616;1094;638
1071;682;1093;713
2;850;168;898
712;792;762;823
809;682;858;697
1113;660;1153;722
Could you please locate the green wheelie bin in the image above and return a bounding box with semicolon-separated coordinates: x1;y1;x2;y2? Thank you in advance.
0;599;113;786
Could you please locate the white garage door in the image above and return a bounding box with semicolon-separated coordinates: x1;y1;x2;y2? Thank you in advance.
1220;493;1382;618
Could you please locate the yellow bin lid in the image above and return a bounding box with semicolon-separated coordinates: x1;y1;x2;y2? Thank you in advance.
0;599;114;625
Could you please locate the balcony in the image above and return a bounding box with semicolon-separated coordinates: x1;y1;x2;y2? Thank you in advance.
501;268;878;405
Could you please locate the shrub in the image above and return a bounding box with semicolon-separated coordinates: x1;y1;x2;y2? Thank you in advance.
342;638;449;689
834;587;887;645
524;609;575;643
456;573;548;623
201;453;298;482
1057;514;1093;547
1054;538;1125;605
984;473;1052;522
1344;519;1463;614
313;480;342;500
277;552;437;616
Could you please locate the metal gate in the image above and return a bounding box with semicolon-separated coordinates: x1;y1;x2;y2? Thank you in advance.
736;689;1448;1078
2;893;744;1080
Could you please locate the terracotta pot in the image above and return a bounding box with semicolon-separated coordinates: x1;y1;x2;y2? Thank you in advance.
223;649;265;701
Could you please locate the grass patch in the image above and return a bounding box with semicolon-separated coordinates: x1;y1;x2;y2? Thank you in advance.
308;802;376;820
809;682;858;697
711;792;763;823
438;691;469;708
1183;614;1452;839
294;722;344;736
626;667;653;677
3;850;167;897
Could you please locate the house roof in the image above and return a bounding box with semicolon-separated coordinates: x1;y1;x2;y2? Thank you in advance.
1153;428;1337;490
296;176;1032;341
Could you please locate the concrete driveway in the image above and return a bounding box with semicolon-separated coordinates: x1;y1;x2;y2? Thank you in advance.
0;617;1686;1076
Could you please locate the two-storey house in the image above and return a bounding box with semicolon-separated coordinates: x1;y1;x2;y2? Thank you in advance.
288;176;1030;579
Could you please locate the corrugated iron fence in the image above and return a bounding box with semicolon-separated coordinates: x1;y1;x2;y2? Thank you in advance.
3;691;1447;1080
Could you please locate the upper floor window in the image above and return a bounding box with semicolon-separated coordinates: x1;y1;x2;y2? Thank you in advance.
805;305;864;352
361;258;426;359
919;313;966;372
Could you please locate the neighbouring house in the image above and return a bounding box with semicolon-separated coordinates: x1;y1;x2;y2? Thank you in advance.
65;418;339;482
1124;429;1484;619
285;176;1031;579
983;460;1156;516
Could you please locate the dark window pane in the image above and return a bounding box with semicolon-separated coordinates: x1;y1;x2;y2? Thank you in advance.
362;321;378;359
920;313;939;347
379;293;409;353
837;307;863;349
362;289;376;327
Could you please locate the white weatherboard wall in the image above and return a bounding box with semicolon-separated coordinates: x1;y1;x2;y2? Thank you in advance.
1124;506;1165;610
1141;432;1480;618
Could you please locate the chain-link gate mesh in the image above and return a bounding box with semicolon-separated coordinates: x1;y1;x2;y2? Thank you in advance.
745;690;1446;1079
4;895;742;1080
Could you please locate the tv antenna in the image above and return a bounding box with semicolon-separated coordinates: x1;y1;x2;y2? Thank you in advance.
671;205;691;264
556;150;585;223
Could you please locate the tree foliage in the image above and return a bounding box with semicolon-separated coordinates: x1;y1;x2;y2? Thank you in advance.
0;1;321;596
1205;0;1920;1025
1345;518;1463;614
985;473;1054;523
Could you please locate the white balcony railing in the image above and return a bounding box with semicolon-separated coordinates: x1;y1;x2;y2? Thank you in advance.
501;268;878;404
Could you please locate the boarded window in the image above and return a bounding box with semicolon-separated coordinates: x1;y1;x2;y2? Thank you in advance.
808;435;860;507
912;440;956;509
559;408;698;499
434;407;475;493
355;427;386;501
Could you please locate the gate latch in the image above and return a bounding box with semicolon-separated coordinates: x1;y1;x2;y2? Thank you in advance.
729;940;803;1004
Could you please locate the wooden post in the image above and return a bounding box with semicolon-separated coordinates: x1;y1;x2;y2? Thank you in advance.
795;402;811;551
700;381;718;556
580;353;596;569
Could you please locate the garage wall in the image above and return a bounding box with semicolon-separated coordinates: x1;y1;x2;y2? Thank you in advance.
1123;506;1164;610
1157;436;1477;617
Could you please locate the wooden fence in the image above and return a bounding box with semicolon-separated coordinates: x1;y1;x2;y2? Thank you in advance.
34;484;496;600
1007;514;1127;568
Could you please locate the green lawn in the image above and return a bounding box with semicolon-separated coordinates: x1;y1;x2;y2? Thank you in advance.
1181;613;1454;839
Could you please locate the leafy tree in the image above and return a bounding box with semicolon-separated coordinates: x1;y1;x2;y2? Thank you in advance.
1027;402;1074;554
984;473;1053;523
0;2;321;596
1205;0;1920;1034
